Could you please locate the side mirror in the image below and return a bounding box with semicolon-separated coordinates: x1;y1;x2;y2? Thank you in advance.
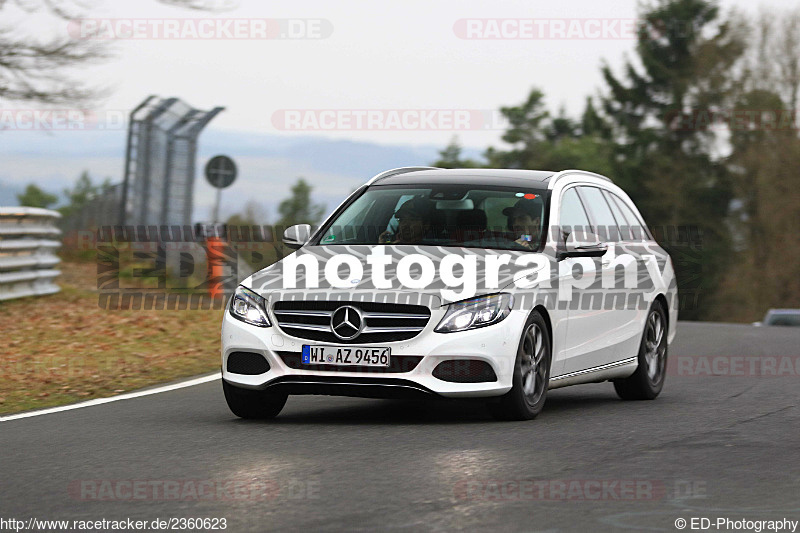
561;242;608;259
556;229;608;260
282;224;312;249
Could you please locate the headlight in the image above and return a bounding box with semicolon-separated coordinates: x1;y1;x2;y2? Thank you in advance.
435;293;514;333
229;286;270;327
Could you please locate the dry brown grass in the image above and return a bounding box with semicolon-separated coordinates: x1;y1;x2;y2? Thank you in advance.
0;262;223;414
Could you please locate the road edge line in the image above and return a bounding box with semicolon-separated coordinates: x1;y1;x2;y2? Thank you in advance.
0;372;221;423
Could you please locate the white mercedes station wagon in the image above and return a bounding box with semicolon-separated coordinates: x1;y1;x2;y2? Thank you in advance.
221;168;678;420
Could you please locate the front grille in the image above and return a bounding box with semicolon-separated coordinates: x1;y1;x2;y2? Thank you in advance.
272;301;431;344
276;351;423;373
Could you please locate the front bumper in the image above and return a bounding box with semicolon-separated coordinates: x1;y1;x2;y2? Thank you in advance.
220;306;526;398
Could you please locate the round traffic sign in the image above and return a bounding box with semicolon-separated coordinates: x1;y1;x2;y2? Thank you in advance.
205;155;237;189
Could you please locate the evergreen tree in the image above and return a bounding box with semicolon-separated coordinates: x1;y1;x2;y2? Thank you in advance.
16;184;58;209
59;171;100;218
432;137;482;168
482;89;613;175
599;0;746;319
276;178;326;228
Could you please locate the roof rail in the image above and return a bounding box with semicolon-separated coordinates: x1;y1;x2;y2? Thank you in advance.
366;166;441;185
548;169;613;188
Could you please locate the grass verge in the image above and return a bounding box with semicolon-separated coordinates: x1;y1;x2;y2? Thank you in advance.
0;262;223;415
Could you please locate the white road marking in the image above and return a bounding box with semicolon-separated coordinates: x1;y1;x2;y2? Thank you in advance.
0;372;221;423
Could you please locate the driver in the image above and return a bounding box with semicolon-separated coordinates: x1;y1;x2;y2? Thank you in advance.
503;198;542;250
379;197;434;244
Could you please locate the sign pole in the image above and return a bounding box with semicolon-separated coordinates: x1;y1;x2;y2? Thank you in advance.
203;155;237;303
212;186;222;224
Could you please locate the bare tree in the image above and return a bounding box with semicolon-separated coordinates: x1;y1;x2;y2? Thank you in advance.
0;0;234;107
717;6;800;320
775;12;800;110
0;0;108;105
745;7;800;110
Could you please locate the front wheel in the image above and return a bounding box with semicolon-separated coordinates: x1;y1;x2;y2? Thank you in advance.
223;380;288;419
613;300;668;400
489;311;551;421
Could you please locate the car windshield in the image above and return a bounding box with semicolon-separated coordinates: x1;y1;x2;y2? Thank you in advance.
315;184;549;251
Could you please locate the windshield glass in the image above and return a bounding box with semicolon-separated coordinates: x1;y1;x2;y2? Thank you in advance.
315;184;549;251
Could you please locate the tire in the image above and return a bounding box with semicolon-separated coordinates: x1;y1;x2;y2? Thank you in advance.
489;311;552;421
223;380;288;419
613;300;668;400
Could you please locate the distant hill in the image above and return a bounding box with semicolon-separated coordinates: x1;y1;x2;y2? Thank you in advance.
0;129;484;220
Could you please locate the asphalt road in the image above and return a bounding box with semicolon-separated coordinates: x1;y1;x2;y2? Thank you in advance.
2;322;800;533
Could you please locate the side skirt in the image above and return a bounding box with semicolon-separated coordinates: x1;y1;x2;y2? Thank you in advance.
548;357;638;390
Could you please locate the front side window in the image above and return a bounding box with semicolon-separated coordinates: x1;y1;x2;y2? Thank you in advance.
315;184;549;251
558;187;591;238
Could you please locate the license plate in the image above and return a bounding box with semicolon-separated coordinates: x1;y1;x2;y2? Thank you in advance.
301;345;391;367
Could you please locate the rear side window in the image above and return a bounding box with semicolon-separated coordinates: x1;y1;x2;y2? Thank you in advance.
578;186;621;242
607;192;650;241
601;189;632;241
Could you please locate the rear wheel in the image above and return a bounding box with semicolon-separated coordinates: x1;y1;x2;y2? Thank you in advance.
613;301;668;400
489;311;551;421
223;380;288;419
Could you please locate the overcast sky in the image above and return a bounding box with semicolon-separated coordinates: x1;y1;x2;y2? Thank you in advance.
13;0;795;149
2;0;797;220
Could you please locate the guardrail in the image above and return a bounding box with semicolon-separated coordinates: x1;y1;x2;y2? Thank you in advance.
0;207;62;301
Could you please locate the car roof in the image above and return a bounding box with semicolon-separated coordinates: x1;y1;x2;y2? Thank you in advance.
372;168;556;187
767;309;800;314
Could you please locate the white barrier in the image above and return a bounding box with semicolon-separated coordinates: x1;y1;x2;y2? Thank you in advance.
0;207;62;301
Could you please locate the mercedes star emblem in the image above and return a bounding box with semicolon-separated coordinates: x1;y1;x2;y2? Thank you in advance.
330;305;364;340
